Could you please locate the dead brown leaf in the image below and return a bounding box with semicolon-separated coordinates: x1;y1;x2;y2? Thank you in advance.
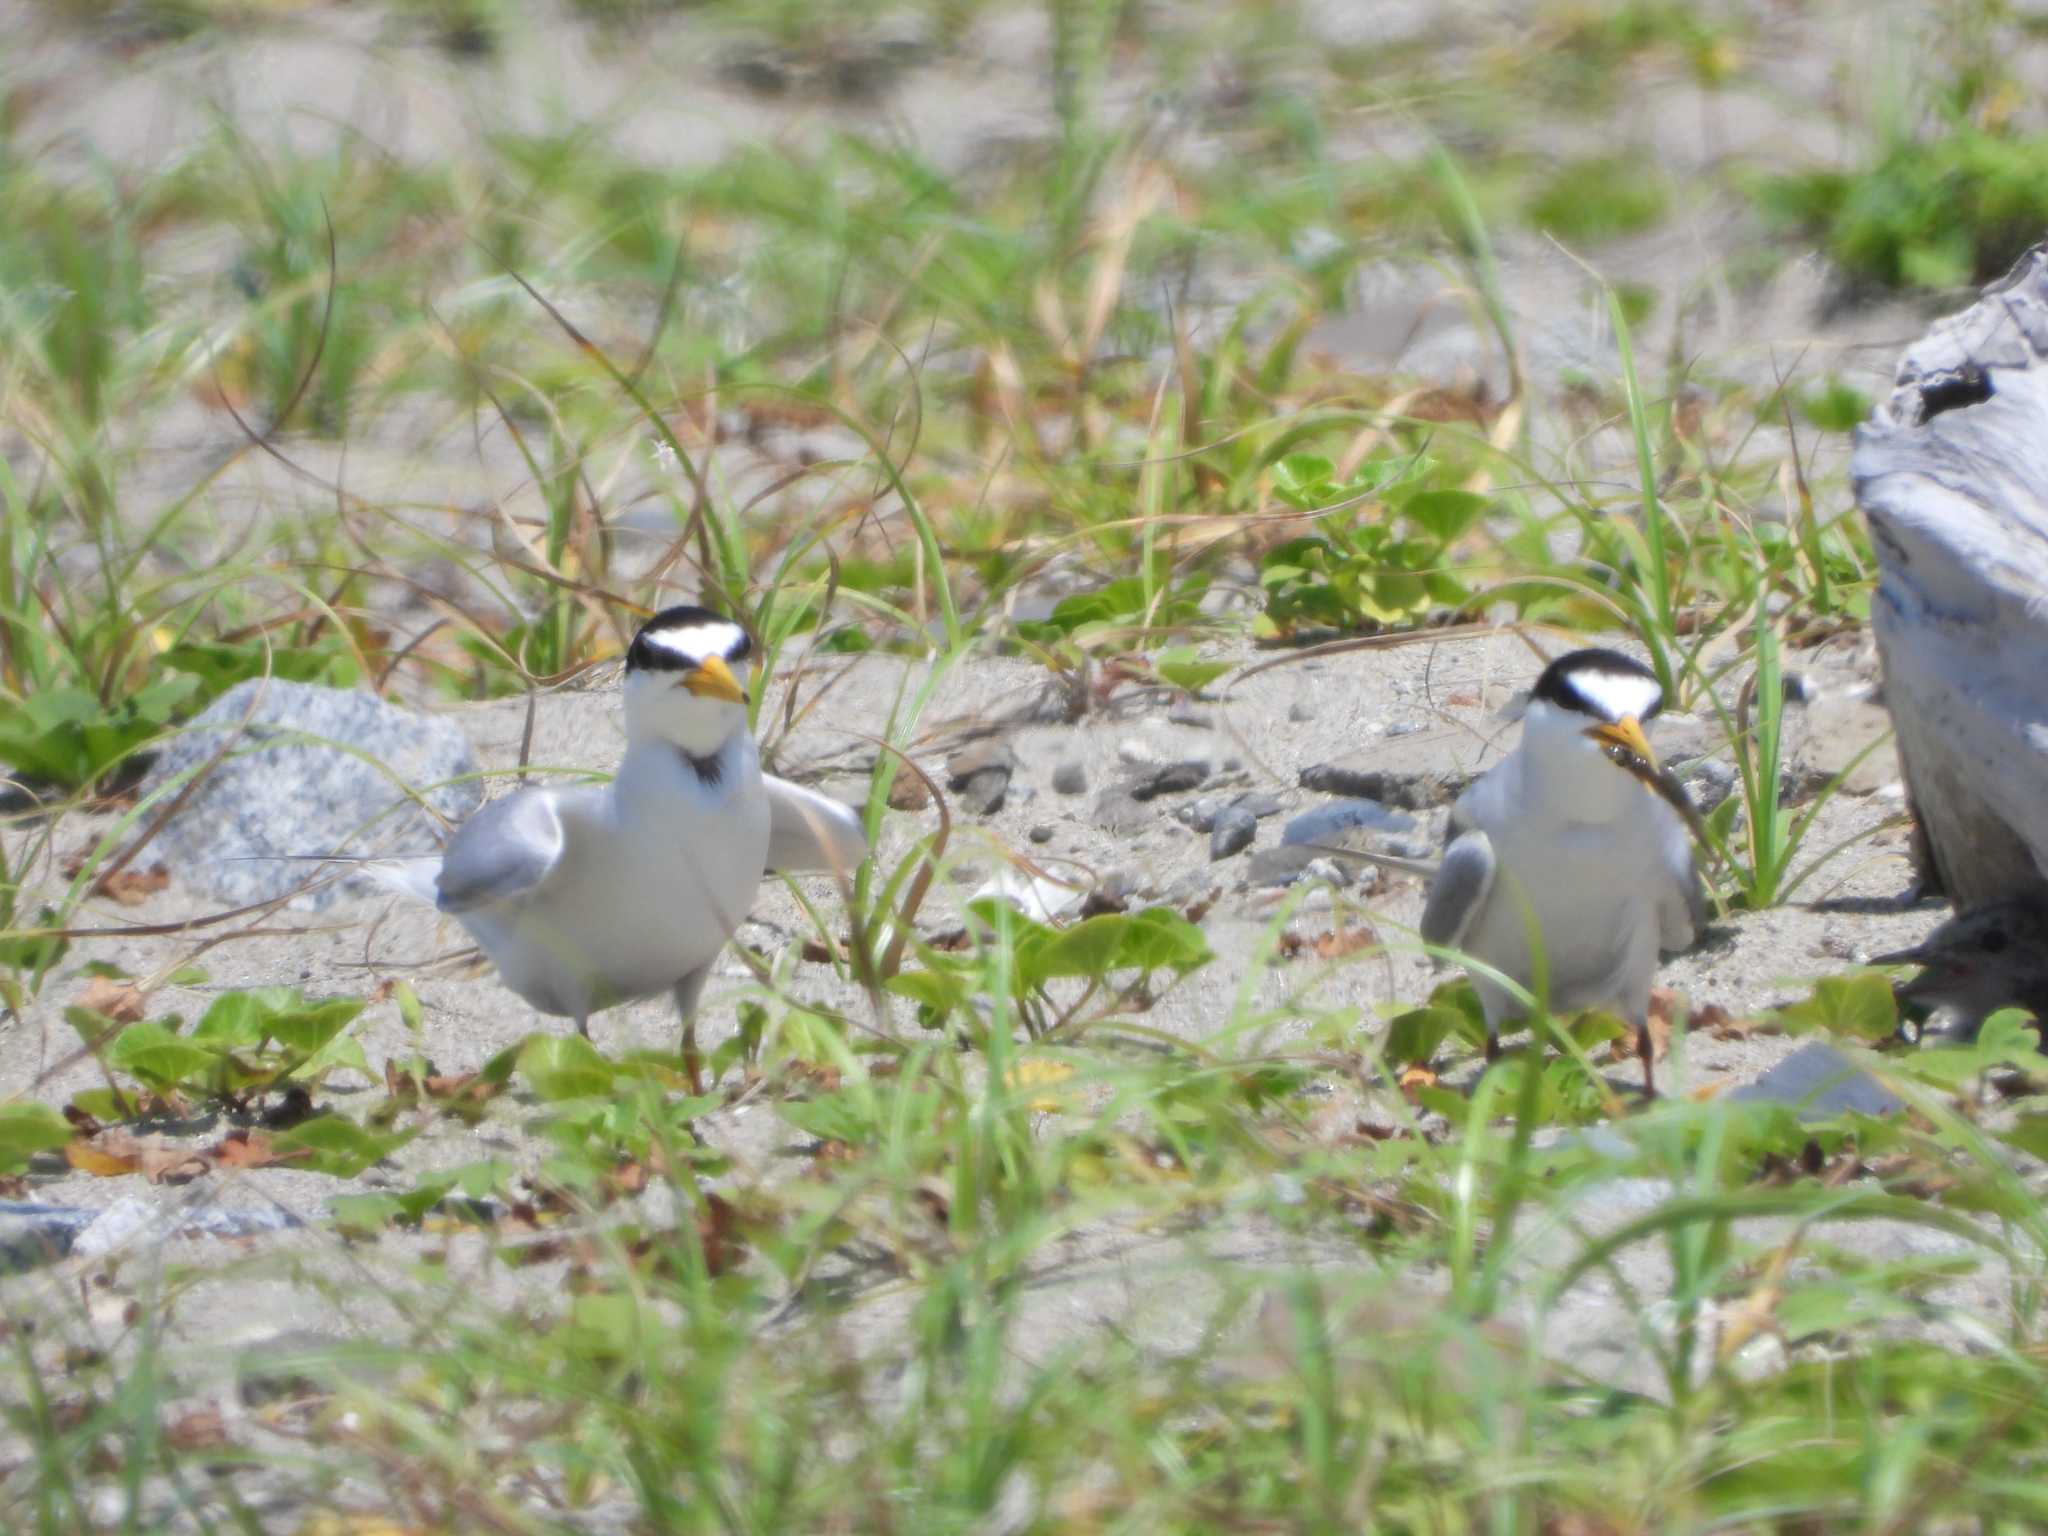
162;1404;230;1454
211;1129;293;1170
1640;987;1683;1063
608;1160;650;1197
71;1129;210;1184
808;1139;859;1177
72;976;147;1024
95;866;170;906
1312;924;1378;961
1398;1064;1439;1098
697;1191;745;1276
64;1139;141;1177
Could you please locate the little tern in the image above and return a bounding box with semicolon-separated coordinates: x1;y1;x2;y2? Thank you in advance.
378;605;866;1082
1419;647;1705;1092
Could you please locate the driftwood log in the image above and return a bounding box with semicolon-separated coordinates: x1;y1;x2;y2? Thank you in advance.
1853;246;2048;910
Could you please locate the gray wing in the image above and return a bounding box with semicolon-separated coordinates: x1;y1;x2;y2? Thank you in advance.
1653;802;1706;953
764;776;868;876
435;790;567;914
1420;829;1495;951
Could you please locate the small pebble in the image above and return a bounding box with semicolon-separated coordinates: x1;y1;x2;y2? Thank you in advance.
1164;870;1221;907
887;772;932;811
1383;720;1425;738
1281;798;1417;847
1175;797;1228;833
1052;760;1088;795
1129;760;1210;801
1287;701;1314;723
946;739;1017;786
958;767;1011;816
1091;787;1151;834
1209;805;1256;861
1233;791;1285;819
1677;757;1739;814
1028;824;1054;845
1302;856;1350;888
1247;845;1320;887
1167;706;1213;729
1117;739;1159;767
1298;761;1460;810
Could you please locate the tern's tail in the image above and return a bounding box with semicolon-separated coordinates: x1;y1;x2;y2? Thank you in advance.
358;857;442;906
235;852;442;907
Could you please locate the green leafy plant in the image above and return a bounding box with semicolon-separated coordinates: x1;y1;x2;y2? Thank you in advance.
1257;451;1489;633
68;986;371;1119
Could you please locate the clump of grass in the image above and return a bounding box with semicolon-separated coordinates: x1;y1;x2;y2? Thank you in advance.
1524;151;1671;244
1759;126;2048;291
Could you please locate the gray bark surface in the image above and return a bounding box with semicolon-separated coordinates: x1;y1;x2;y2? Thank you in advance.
1853;246;2048;910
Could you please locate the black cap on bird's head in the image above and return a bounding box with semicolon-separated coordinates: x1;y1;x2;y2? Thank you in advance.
1530;648;1665;727
625;606;753;704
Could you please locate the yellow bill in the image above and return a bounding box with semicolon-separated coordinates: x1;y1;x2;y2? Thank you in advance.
1586;713;1657;771
683;654;748;704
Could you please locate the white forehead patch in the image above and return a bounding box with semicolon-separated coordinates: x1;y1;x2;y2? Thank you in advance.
1566;668;1663;722
639;620;747;667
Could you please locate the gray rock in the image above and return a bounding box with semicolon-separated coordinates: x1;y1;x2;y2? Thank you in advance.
957;768;1011;816
1247;845;1321;887
1233;791;1286;820
138;680;483;912
1210;805;1257;861
1729;1042;1903;1120
948;739;1018;815
1174;797;1229;833
1167;706;1213;729
1282;798;1418;847
1302;857;1351;888
1091;868;1146;911
1052;760;1089;795
1129;760;1210;801
1298;761;1465;810
1091;786;1152;835
1028;824;1054;845
1676;756;1740;814
1287;701;1314;723
946;739;1017;786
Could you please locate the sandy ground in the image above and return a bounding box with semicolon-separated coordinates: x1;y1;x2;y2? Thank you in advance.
0;0;2030;1513
0;625;1962;1419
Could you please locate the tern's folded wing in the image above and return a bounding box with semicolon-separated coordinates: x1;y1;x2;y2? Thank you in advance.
764;776;868;876
435;791;567;914
1654;803;1706;953
1420;830;1495;951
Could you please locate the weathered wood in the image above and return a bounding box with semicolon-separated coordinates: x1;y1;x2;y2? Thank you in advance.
1853;246;2048;910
